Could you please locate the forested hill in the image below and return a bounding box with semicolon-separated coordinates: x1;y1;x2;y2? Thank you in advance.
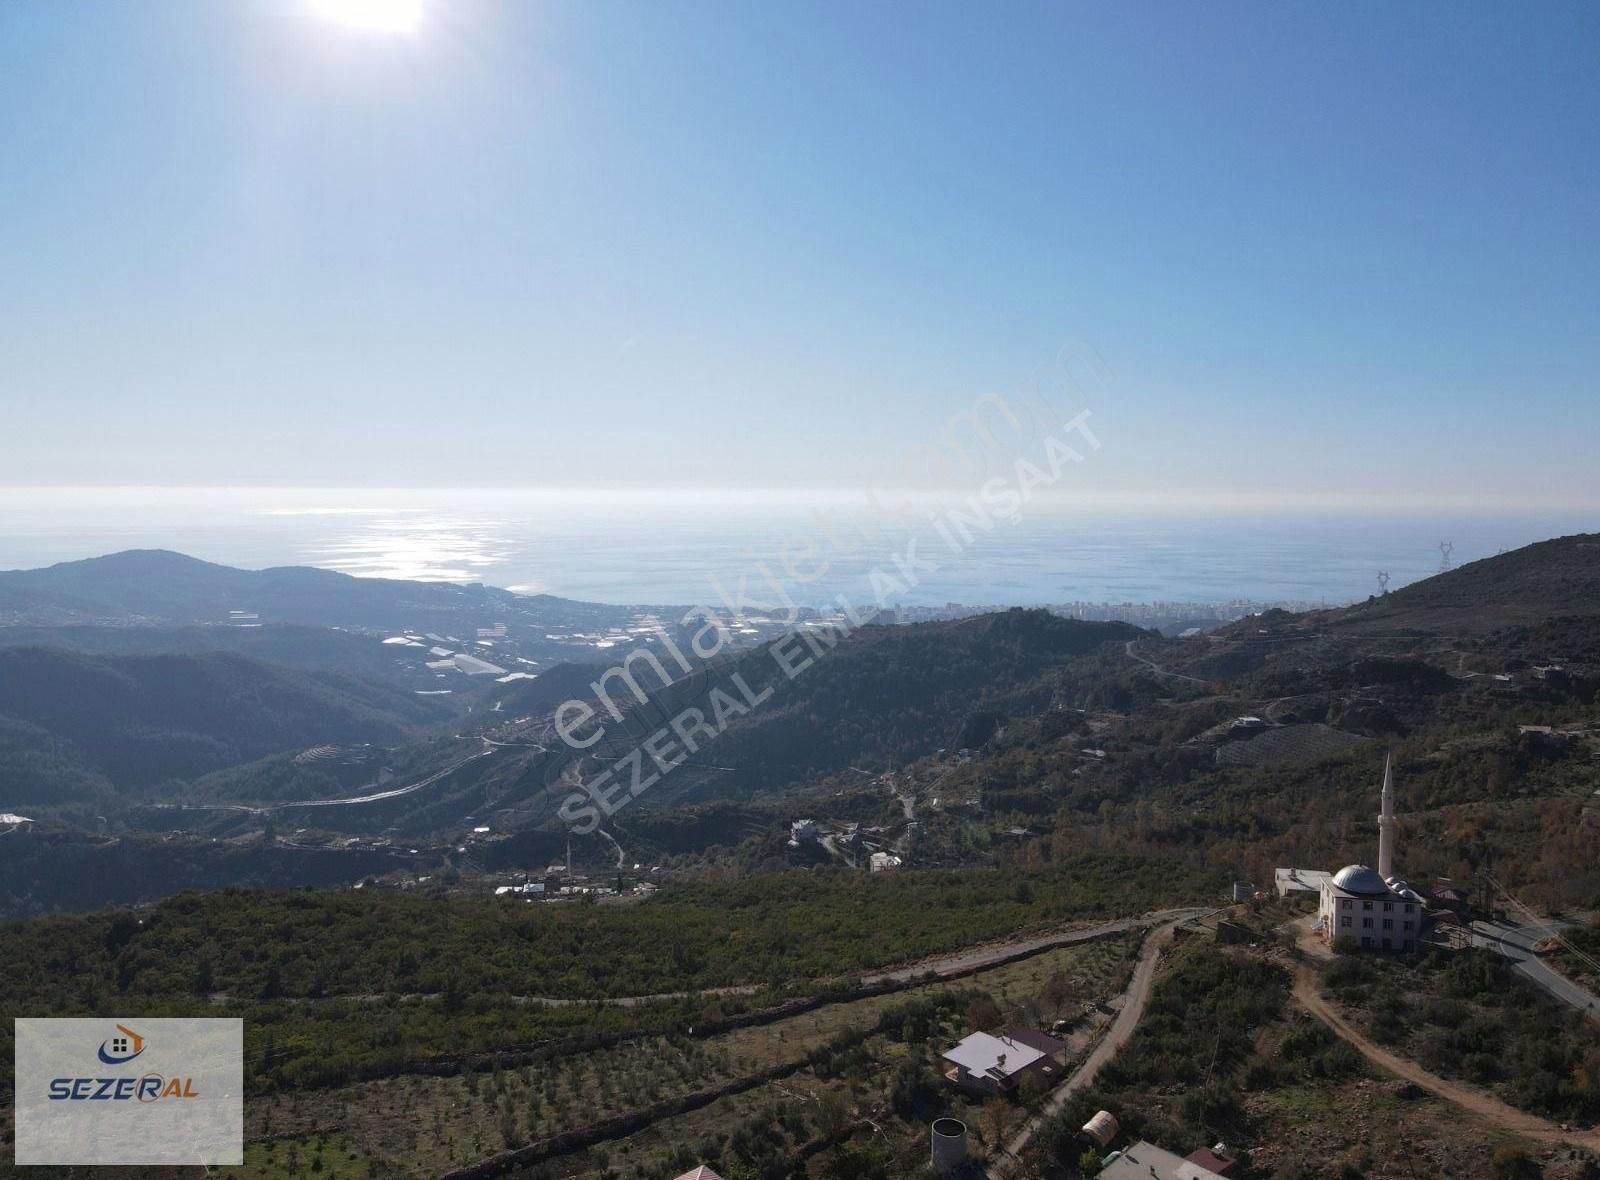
720;609;1147;769
486;660;613;716
1331;531;1600;632
738;607;1148;735
0;647;450;798
547;609;1151;806
0;549;604;630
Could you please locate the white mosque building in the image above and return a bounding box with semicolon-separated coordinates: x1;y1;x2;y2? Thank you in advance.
1316;755;1425;951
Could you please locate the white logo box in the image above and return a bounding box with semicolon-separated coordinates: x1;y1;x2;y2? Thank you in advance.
14;1017;243;1165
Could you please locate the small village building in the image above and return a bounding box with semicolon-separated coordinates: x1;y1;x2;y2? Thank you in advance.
1274;867;1331;898
1099;1140;1230;1180
671;1167;724;1180
1427;880;1473;919
939;1028;1065;1095
1213;919;1252;946
1185;1146;1239;1176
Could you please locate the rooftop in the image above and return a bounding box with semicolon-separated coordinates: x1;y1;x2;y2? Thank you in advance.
940;1031;1045;1079
1001;1026;1066;1058
1331;863;1390;895
1184;1146;1238;1177
1274;867;1331;893
1099;1141;1230;1180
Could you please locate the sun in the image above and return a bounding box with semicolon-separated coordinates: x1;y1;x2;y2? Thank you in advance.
307;0;423;35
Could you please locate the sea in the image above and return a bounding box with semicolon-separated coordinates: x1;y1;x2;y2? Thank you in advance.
0;487;1592;611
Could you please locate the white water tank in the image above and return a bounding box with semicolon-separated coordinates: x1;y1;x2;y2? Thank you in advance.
931;1117;968;1176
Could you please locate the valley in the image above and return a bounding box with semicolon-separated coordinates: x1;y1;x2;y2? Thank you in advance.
2;536;1599;1180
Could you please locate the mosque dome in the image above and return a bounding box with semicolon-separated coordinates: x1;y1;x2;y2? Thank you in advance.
1331;864;1390;895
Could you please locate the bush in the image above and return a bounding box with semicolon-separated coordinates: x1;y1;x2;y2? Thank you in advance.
1489;1145;1540;1180
1313;1041;1361;1080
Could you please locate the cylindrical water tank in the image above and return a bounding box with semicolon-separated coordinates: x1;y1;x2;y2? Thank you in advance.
931;1117;968;1176
1081;1109;1119;1149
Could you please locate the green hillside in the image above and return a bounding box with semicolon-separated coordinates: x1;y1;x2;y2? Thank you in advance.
0;647;450;794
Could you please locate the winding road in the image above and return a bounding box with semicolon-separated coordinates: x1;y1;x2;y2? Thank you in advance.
137;740;496;816
1293;964;1600;1151
990;915;1193;1176
1468;918;1600;1025
595;827;627;869
1122;639;1210;686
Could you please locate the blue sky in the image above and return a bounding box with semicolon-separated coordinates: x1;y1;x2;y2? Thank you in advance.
1;1;1597;508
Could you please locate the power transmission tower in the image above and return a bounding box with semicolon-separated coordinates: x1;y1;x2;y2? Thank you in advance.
1377;571;1390;596
1438;541;1454;574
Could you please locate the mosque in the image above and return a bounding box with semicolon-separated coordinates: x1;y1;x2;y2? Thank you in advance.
1277;755;1427;952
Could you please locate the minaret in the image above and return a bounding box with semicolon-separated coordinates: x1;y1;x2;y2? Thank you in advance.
1377;753;1395;880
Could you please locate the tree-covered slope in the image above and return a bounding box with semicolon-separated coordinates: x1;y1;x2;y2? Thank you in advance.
0;621;441;691
515;609;1150;816
0;647;450;791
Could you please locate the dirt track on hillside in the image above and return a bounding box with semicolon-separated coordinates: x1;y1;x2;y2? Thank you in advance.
1294;965;1600;1151
991;919;1186;1176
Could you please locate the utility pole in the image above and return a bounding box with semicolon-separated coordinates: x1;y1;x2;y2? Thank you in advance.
1479;847;1493;920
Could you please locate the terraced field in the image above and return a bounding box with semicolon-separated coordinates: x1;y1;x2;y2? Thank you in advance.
228;934;1139;1179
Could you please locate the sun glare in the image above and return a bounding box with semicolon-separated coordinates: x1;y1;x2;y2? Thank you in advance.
307;0;423;35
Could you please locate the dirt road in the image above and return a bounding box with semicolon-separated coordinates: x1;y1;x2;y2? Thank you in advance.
1293;965;1600;1151
865;909;1204;991
1123;638;1210;686
990;918;1186;1176
516;910;1207;1009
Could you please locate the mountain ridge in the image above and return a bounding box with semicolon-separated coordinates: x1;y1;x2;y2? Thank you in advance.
1332;531;1600;632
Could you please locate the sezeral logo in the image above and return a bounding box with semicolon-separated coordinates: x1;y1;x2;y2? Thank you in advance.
97;1023;146;1065
15;1016;243;1165
48;1023;201;1103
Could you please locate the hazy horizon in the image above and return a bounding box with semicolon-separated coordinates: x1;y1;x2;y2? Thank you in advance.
1;484;1591;608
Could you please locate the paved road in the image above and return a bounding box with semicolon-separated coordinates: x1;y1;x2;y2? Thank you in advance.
1469;918;1600;1025
138;740;496;815
1294;965;1600;1150
989;916;1193;1177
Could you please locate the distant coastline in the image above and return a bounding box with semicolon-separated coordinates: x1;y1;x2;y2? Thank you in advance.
0;487;1591;611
